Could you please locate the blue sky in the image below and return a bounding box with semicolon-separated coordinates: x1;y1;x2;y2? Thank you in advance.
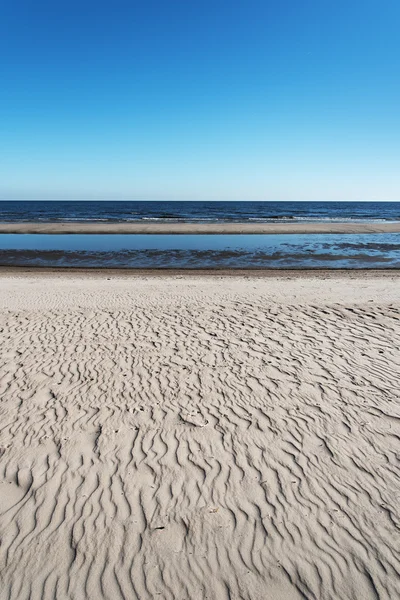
1;0;399;201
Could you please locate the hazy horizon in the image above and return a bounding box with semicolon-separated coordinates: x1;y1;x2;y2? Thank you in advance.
1;199;399;205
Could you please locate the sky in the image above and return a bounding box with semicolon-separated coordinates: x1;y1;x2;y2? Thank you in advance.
0;0;399;201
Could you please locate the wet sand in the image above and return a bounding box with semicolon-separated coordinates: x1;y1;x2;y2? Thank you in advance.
0;273;399;599
0;221;400;234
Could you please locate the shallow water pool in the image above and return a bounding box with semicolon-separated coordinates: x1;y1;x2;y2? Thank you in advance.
0;233;398;269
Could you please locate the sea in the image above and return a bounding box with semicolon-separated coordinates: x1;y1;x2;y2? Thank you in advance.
0;201;399;269
0;200;399;223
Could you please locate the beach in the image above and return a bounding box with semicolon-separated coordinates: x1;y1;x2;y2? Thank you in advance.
0;221;400;234
0;272;399;599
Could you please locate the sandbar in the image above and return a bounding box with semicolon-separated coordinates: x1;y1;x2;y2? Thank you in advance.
0;221;400;234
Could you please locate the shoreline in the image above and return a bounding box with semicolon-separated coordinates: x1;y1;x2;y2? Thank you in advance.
0;221;400;234
0;266;399;278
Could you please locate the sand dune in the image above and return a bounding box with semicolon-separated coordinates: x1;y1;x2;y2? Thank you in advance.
0;274;399;599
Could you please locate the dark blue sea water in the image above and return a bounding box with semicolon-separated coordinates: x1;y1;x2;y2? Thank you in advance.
0;201;399;223
0;233;398;269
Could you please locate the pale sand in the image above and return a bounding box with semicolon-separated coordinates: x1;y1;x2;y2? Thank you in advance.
0;273;399;600
0;221;400;234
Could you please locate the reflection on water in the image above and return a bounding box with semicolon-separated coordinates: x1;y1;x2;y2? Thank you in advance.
0;233;398;269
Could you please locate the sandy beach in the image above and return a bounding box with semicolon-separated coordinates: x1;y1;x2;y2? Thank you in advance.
0;272;399;599
0;221;400;234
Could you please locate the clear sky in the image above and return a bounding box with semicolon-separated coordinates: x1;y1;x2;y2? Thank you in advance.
1;0;399;201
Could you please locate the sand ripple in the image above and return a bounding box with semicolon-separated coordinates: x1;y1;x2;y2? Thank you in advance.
0;276;399;599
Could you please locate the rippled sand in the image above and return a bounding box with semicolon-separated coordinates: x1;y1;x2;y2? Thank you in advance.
0;273;399;600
